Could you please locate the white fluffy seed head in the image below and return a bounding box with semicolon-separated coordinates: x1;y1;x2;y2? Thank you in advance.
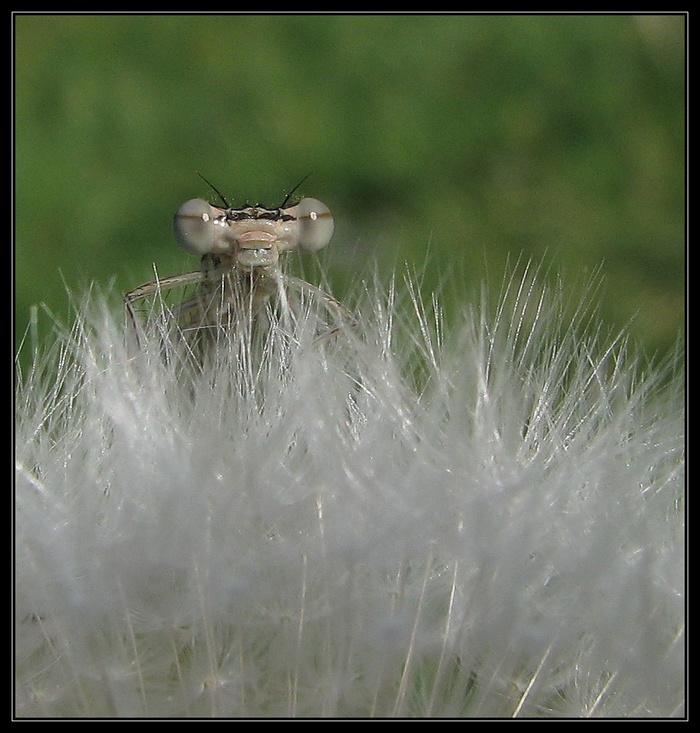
14;267;685;718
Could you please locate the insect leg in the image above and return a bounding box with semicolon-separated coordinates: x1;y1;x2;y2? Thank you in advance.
279;273;358;348
124;270;205;346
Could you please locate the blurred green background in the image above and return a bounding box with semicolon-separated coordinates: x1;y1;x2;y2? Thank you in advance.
15;14;685;367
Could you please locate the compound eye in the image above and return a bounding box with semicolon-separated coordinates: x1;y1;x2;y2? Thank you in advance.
295;198;334;253
173;198;222;255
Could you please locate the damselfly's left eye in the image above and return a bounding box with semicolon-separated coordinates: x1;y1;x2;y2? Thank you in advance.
173;198;223;255
295;198;334;253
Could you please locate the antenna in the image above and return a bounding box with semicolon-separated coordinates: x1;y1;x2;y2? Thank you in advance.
279;174;312;209
196;172;231;208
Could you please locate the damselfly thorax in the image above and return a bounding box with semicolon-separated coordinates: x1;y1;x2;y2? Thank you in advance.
125;188;354;354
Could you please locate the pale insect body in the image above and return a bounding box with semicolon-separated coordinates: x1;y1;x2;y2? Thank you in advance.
125;185;352;349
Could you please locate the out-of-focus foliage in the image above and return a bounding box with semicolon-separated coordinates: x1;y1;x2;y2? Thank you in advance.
14;14;685;365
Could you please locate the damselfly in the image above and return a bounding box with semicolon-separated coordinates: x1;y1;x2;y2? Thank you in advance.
125;182;354;356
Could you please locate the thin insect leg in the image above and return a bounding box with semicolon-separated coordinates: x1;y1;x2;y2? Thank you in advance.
283;274;358;334
125;271;205;306
124;270;205;347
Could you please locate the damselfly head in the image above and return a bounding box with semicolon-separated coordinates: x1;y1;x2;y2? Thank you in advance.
173;196;334;264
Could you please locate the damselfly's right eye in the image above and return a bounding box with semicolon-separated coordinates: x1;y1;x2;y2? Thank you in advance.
295;198;334;253
173;198;222;255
